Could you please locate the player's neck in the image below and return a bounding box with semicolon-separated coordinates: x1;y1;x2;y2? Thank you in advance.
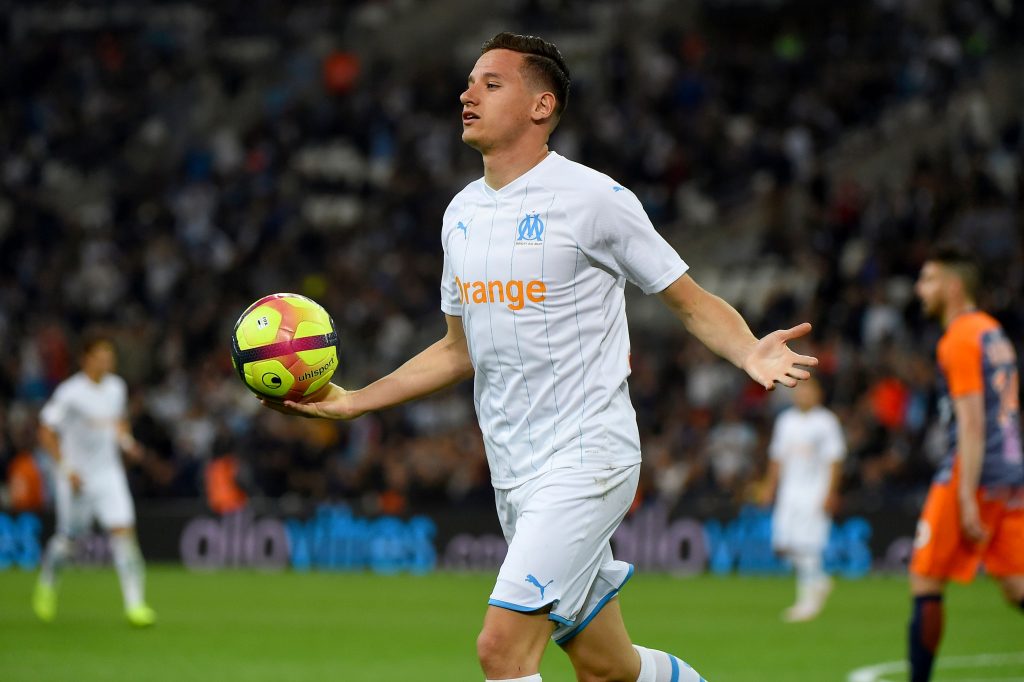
941;299;976;327
83;369;105;383
482;143;550;191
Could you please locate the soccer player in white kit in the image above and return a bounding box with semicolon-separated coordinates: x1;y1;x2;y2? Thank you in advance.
33;334;156;627
763;377;845;622
268;33;818;681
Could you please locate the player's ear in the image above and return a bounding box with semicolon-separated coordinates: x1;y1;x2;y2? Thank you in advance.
531;91;556;124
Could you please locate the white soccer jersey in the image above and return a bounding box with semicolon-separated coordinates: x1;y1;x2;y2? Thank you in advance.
39;372;128;478
440;152;688;489
769;405;845;511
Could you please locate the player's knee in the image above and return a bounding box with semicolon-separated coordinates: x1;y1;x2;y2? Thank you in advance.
998;578;1024;607
476;627;519;675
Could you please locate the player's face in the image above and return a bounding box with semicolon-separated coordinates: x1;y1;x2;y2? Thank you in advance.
83;342;116;377
460;49;536;153
915;261;947;319
793;380;822;411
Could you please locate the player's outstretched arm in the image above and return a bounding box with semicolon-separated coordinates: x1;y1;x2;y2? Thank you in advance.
264;314;474;420
658;274;818;389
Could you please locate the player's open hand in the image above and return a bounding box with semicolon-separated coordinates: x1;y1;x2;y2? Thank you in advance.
743;323;818;390
260;383;362;420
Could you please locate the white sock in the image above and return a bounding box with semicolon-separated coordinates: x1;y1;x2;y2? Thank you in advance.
792;551;824;603
485;676;541;681
635;645;705;682
110;534;146;609
40;535;73;587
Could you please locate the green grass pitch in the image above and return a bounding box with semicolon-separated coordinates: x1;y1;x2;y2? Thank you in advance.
1;568;1021;681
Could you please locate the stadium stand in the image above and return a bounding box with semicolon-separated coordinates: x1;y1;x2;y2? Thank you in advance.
1;0;1021;520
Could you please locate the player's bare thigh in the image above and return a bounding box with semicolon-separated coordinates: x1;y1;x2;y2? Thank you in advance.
560;598;640;682
476;604;555;679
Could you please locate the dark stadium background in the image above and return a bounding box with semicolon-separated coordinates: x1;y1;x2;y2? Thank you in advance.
1;0;1022;577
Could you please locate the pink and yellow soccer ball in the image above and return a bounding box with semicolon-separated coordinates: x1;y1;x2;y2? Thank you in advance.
230;293;339;403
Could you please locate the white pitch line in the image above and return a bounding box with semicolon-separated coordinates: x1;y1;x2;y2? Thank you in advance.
847;652;1024;682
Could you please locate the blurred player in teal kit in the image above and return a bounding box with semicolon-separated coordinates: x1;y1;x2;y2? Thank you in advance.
267;33;818;681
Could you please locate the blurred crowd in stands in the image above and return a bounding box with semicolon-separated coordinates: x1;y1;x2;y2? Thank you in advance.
1;0;1022;517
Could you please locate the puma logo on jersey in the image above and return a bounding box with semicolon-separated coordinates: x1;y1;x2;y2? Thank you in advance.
455;276;546;311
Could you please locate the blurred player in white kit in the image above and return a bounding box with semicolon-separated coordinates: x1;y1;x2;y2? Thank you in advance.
33;332;156;627
763;377;845;622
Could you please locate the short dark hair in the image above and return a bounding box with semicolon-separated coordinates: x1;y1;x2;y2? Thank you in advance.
80;329;114;356
481;32;571;121
929;244;981;301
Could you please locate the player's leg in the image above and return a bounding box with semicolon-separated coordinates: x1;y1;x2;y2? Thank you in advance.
34;474;86;622
981;494;1024;612
560;598;705;682
98;471;155;626
773;504;831;621
785;548;831;622
477;606;554;680
482;464;638;681
996;575;1024;611
107;526;154;624
907;478;968;682
908;574;945;682
784;509;833;622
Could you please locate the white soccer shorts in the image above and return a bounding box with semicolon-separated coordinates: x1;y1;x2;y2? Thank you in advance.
771;503;831;554
55;468;137;536
489;463;639;644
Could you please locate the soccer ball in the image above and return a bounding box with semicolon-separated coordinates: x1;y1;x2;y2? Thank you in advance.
230;293;340;402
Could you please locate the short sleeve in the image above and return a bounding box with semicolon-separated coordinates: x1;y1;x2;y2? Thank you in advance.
938;328;983;397
821;413;846;462
578;186;688;294
39;384;69;430
440;250;462;317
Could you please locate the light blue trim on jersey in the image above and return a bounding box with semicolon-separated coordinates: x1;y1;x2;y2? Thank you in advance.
483;195;518;485
569;244;589;465
539;191;562;466
669;654;680;682
509;182;538;472
554;563;635;646
460;199;504;479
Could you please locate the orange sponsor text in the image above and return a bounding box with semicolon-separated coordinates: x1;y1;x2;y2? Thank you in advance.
455;277;546;311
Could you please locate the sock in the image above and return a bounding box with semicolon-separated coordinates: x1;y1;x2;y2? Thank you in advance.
39;535;73;587
792;551;825;603
635;645;705;682
484;676;541;682
908;594;943;682
110;534;146;610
